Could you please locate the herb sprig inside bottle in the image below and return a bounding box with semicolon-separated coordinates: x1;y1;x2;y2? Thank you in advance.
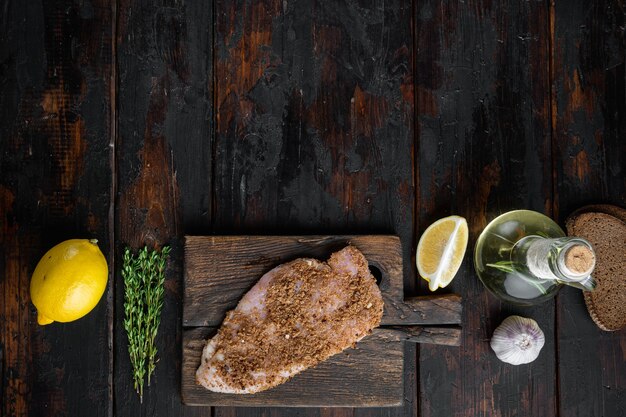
122;245;171;402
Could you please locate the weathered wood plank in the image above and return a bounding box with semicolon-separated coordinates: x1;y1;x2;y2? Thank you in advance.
387;326;462;347
114;0;213;415
0;1;113;416
183;327;405;407
213;0;415;414
415;1;555;416
552;1;626;416
385;294;462;326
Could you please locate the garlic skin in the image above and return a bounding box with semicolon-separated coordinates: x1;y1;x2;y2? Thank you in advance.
490;316;545;365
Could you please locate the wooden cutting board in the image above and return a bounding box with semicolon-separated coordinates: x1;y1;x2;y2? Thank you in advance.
182;235;462;407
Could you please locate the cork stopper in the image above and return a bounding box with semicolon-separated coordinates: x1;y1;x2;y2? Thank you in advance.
564;244;595;275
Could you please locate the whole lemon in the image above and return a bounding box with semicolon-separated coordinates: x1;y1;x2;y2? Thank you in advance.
30;239;108;325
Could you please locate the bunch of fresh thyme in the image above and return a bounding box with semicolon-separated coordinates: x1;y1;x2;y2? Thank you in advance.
122;245;171;403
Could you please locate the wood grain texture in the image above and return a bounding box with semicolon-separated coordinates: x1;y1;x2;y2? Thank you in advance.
115;0;212;415
213;0;414;286
387;326;461;347
552;1;626;416
0;1;113;416
415;1;556;417
212;0;416;415
183;327;405;407
389;295;462;326
183;235;461;327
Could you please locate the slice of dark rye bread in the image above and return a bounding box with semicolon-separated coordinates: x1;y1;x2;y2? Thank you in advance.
566;205;626;331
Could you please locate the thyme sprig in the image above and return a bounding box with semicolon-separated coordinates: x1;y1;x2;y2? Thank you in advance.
122;245;171;403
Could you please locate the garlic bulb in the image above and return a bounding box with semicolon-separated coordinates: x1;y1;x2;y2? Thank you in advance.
490;316;545;365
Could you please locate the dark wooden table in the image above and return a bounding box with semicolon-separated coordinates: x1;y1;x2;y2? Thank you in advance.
1;0;625;416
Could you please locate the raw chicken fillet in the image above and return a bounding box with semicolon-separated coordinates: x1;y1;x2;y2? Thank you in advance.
196;245;384;394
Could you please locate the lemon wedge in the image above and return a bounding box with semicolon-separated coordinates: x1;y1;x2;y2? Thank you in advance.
416;215;468;291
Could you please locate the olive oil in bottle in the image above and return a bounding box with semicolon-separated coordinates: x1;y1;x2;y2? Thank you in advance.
474;210;596;306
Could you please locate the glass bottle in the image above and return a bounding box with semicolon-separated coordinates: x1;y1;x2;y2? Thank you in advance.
474;210;596;306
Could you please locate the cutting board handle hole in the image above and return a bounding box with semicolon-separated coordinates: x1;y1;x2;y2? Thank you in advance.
369;265;383;285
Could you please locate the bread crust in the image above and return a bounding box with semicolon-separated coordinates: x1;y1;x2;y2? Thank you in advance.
566;204;626;331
